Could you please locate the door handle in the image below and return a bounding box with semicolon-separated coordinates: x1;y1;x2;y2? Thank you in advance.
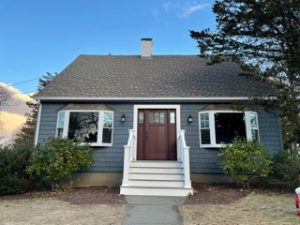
145;132;148;143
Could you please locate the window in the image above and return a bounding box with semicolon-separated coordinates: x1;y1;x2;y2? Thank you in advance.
199;111;259;148
215;113;246;144
200;113;210;144
56;110;114;146
138;111;144;124
169;111;176;124
149;112;165;124
56;111;65;138
68;112;99;143
245;111;259;141
102;111;113;144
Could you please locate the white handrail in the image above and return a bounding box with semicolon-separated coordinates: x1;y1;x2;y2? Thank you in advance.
177;130;192;188
122;129;135;187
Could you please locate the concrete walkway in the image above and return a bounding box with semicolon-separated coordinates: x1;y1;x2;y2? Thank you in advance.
123;196;186;225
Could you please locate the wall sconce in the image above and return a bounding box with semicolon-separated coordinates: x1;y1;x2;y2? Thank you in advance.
188;115;193;123
121;114;126;123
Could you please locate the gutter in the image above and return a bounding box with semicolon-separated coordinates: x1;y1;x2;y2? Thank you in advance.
35;96;277;102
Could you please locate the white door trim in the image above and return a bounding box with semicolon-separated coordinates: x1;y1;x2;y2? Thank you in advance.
133;104;181;160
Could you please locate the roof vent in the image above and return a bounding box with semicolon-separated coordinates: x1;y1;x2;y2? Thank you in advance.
141;38;152;58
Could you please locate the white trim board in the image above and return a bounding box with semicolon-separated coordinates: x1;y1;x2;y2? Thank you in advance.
133;104;181;160
34;103;42;146
36;96;277;101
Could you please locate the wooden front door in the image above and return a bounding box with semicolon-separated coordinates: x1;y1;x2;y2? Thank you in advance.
137;109;177;160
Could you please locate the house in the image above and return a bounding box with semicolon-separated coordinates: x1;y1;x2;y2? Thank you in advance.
34;38;283;196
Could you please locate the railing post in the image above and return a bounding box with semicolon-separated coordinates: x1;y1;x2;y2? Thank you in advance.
178;129;192;188
183;146;192;188
122;129;135;187
177;130;185;162
122;146;130;186
177;134;181;162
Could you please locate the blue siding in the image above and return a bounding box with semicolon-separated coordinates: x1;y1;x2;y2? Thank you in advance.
38;102;283;174
181;103;223;173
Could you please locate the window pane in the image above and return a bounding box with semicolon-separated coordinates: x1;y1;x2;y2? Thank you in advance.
149;112;154;123
201;120;209;129
102;128;112;143
57;111;65;137
155;112;160;123
170;112;175;124
57;111;65;128
215;113;246;144
201;113;209;121
249;113;258;129
149;112;164;124
103;112;113;128
200;113;210;128
252;129;259;141
138;112;144;124
159;112;164;124
57;128;64;138
103;112;113;144
201;129;211;144
68;112;98;143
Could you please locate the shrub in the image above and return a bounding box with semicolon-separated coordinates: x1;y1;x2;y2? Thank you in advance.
219;139;272;188
268;150;300;189
0;145;34;195
27;138;94;188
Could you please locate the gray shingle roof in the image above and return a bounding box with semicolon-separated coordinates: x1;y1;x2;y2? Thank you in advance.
37;55;275;99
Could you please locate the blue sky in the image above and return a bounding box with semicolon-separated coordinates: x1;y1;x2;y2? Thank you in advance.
0;0;215;93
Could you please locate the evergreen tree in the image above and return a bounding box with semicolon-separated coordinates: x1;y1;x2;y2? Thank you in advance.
190;0;300;148
14;72;55;147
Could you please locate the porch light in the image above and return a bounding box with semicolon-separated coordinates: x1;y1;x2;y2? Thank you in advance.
121;114;126;123
188;115;193;123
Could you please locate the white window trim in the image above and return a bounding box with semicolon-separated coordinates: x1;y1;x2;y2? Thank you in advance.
56;109;114;147
199;110;260;148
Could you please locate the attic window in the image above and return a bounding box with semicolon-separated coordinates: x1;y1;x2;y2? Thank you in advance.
199;110;259;148
56;109;114;146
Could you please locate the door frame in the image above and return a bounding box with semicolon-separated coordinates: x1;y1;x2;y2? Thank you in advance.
133;105;181;161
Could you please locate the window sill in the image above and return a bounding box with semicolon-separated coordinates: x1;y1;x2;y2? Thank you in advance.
200;144;228;148
90;143;113;147
78;143;113;147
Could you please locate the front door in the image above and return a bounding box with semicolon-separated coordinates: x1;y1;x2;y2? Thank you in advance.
137;109;177;160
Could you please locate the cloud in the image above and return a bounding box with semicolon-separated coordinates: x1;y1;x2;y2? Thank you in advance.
0;83;34;145
163;2;173;12
178;2;209;18
0;83;33;115
0;111;27;145
158;1;209;18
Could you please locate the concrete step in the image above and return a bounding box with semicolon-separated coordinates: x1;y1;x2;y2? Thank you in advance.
120;186;193;197
129;167;183;174
129;173;184;181
128;179;184;188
